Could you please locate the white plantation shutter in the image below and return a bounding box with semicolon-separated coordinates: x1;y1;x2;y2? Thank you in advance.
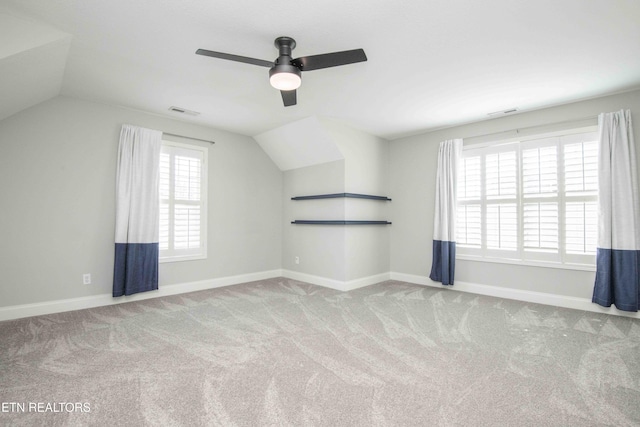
175;155;202;200
564;140;598;194
159;203;169;251
456;128;598;268
458;157;481;200
159;142;208;261
159;152;170;251
521;142;559;257
485;148;518;253
456;204;481;247
457;155;482;248
563;135;598;263
174;154;201;251
565;202;598;254
174;204;201;249
523;202;558;250
486;203;517;250
486;151;517;199
522;145;557;196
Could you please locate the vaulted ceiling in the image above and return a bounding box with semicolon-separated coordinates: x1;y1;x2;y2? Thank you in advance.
1;0;639;139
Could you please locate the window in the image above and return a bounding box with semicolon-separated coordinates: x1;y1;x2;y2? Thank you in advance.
456;128;598;268
159;141;208;262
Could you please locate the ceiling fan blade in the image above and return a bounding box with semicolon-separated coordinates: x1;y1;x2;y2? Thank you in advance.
292;49;367;72
196;49;273;68
281;90;297;107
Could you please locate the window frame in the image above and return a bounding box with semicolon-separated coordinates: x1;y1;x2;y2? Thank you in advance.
159;140;208;263
456;126;598;271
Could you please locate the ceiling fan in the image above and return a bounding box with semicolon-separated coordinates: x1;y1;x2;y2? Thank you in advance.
196;37;367;107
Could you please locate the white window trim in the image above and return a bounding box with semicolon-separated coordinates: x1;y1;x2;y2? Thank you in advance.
457;125;598;272
456;253;596;272
159;140;208;263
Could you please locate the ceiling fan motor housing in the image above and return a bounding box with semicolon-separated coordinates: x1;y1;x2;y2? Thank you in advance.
269;37;302;90
272;37;301;73
274;36;296;57
269;63;301;79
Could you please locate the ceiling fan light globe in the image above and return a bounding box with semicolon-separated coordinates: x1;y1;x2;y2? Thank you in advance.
269;64;302;91
270;72;301;91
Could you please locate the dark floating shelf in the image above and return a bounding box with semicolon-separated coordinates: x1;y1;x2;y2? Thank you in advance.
291;220;392;225
291;193;391;225
292;193;391;201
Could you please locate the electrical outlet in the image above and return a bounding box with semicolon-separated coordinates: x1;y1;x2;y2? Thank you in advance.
295;256;300;265
83;274;91;285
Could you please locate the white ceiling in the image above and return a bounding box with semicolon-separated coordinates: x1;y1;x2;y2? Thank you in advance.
1;0;639;140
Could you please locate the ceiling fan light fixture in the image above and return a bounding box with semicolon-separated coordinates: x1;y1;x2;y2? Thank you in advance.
197;36;367;106
269;65;302;91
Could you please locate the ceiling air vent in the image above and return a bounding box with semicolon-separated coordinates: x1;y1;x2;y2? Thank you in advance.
169;106;200;116
488;107;519;117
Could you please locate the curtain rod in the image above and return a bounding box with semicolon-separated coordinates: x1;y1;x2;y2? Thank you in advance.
163;132;216;145
463;115;599;145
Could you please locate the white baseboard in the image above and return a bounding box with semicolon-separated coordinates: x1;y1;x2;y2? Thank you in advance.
389;272;640;318
3;269;637;321
0;269;283;322
281;270;390;292
344;272;392;291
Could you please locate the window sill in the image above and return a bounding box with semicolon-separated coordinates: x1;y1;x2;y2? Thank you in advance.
160;254;207;264
456;254;596;272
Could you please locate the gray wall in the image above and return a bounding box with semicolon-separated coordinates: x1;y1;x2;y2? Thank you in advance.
2;88;637;309
0;95;282;307
390;89;640;299
282;120;391;283
283;160;347;280
322;119;391;281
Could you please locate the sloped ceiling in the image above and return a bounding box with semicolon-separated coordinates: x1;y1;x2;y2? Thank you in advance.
1;1;639;139
254;116;344;171
0;13;71;121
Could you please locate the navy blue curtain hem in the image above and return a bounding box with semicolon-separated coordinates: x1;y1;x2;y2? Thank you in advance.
113;243;159;297
113;285;159;298
430;240;456;286
592;248;640;312
592;297;638;312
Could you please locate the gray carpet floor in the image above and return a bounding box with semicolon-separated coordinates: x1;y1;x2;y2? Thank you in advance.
1;278;639;426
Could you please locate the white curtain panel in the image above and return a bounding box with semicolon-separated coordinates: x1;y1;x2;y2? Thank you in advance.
592;109;640;311
113;124;162;297
429;138;462;285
